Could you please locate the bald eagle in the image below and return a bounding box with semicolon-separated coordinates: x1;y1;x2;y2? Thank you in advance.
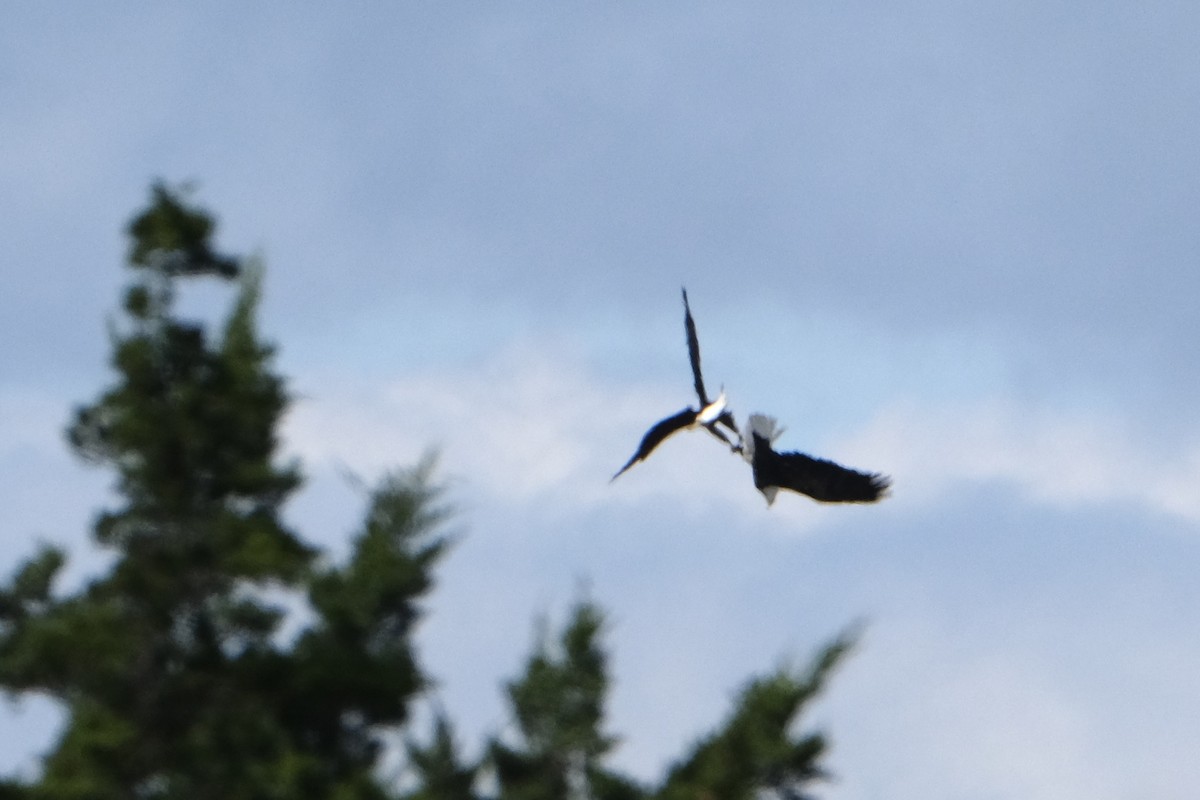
742;413;890;505
611;288;741;481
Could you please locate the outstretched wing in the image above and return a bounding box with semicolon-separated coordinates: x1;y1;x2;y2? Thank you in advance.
682;288;741;441
681;287;710;406
751;434;891;503
611;407;698;481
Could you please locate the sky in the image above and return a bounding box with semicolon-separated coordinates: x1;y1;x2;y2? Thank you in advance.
3;3;1200;798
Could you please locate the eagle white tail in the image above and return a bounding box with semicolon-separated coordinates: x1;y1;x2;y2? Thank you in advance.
741;413;784;464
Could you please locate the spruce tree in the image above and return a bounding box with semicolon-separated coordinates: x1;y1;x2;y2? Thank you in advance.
656;631;857;800
402;713;479;800
0;184;448;799
489;601;644;800
481;603;854;800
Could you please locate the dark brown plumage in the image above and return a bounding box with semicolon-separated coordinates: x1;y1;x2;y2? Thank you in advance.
611;407;705;481
744;413;890;505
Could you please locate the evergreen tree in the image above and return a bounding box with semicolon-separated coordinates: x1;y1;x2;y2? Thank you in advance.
402;713;479;800
0;184;448;799
489;601;644;800
656;631;857;800
480;603;854;800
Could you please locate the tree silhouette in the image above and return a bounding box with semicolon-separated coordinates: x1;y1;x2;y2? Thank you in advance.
0;185;443;799
488;601;644;800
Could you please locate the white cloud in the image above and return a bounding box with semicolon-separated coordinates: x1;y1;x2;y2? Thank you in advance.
286;345;615;500
846;397;1200;524
282;342;792;522
283;341;1200;540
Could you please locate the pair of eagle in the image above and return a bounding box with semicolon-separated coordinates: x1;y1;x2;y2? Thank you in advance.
612;289;890;506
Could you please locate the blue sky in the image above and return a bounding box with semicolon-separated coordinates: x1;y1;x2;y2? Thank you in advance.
3;4;1200;798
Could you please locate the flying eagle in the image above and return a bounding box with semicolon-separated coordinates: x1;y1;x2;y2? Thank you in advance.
742;413;890;505
611;289;741;481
